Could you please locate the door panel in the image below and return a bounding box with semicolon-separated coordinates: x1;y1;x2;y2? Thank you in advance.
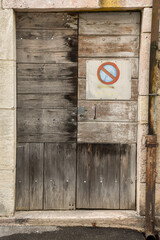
77;144;120;209
16;12;78;210
77;144;136;209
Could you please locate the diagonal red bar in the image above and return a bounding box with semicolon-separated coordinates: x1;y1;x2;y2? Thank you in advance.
99;66;116;81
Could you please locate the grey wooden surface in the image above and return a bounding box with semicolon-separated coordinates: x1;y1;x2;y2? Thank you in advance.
44;143;76;210
120;144;136;210
29;143;44;210
16;12;139;211
16;12;78;210
77;143;136;209
16;143;30;210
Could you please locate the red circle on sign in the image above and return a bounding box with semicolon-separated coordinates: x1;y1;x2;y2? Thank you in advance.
97;62;120;85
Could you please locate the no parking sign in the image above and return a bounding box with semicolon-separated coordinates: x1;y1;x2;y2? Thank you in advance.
86;60;131;100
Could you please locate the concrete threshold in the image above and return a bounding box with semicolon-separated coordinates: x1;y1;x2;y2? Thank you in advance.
0;210;145;231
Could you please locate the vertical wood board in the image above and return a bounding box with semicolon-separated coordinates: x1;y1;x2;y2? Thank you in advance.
16;143;30;210
44;143;76;210
29;143;44;210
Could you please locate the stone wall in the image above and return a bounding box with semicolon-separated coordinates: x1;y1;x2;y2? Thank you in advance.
0;0;16;216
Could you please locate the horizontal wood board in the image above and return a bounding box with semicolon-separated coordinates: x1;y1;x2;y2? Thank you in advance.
78;122;137;144
78;101;138;122
79;12;140;36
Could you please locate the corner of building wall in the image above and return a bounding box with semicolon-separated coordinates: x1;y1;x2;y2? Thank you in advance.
0;0;16;217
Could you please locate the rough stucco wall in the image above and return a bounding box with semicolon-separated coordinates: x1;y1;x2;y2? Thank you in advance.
0;0;16;217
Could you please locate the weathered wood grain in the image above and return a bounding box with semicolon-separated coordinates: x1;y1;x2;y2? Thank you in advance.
44;143;76;210
132;79;138;100
29;143;44;210
17;29;77;41
17;30;77;52
78;101;138;122
18;108;77;142
77;144;120;209
79;12;140;36
17;36;77;64
78;122;137;143
79;36;139;57
18;79;77;94
18;93;77;109
78;58;139;79
16;12;78;210
17;63;77;81
17;51;78;64
120;144;136;210
16;13;78;30
16;143;29;210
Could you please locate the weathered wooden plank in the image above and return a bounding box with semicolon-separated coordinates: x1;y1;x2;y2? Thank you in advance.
132;79;138;100
78;122;137;143
120;144;136;210
17;63;77;81
18;79;77;94
29;143;44;210
77;144;120;209
17;30;77;55
79;36;139;57
78;78;86;100
78;101;138;122
18;108;77;143
17;51;78;64
16;13;78;30
18;93;77;109
17;29;77;41
16;143;29;210
17;38;77;64
44;143;76;210
79;12;140;36
78;58;139;79
78;78;138;100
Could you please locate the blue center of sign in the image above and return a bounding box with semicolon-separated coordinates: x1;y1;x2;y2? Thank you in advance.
100;64;117;83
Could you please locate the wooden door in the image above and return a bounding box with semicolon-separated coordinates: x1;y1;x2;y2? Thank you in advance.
16;12;78;210
16;12;139;211
77;12;140;209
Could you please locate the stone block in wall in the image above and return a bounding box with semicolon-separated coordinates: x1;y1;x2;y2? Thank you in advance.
0;110;16;170
100;0;152;8
0;9;16;60
141;8;152;33
139;33;151;96
2;0;99;9
137;123;148;183
0;61;16;109
137;183;145;216
138;96;149;124
0;170;15;217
